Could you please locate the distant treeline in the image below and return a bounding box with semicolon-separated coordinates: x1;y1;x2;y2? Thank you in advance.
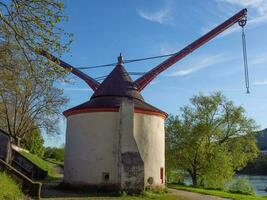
239;129;267;175
256;129;267;150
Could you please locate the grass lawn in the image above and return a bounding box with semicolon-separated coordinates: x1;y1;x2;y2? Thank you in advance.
0;172;24;200
19;151;62;180
170;184;267;200
45;158;64;168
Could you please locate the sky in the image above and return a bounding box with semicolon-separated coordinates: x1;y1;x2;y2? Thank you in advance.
44;0;267;147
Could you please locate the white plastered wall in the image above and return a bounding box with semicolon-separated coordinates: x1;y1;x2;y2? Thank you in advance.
63;104;165;189
64;112;119;185
133;113;165;187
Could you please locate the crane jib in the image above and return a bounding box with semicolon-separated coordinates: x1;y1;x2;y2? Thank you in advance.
135;8;248;92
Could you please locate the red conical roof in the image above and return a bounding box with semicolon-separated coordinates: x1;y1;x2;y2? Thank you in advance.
91;64;144;101
63;57;167;118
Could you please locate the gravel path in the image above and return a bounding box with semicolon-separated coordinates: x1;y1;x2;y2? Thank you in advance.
169;188;229;200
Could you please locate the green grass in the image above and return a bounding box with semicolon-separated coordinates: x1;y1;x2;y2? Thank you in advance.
0;172;24;200
19;151;62;180
45;158;64;168
170;184;267;200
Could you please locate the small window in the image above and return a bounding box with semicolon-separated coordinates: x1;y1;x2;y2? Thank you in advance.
102;172;109;181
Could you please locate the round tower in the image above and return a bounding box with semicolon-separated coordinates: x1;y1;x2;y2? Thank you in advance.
63;55;167;192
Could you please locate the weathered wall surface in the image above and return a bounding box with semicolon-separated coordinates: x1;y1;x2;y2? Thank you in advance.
64;102;165;192
64;112;119;187
0;130;11;162
119;100;144;193
134;113;165;188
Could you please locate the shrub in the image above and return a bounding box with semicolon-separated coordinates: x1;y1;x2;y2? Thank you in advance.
0;172;23;200
227;178;255;195
166;169;186;184
44;147;65;161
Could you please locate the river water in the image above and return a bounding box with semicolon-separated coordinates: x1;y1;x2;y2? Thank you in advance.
234;175;267;196
184;175;267;196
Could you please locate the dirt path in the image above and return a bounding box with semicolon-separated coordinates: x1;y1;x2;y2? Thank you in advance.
41;165;228;200
169;188;229;200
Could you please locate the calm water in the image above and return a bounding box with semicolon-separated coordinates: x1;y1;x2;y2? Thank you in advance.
184;175;267;196
235;175;267;196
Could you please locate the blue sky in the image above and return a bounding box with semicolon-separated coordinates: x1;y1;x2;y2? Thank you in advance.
44;0;267;146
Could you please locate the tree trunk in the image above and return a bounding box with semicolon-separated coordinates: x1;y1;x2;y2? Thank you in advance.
15;136;21;147
192;173;198;186
188;169;198;186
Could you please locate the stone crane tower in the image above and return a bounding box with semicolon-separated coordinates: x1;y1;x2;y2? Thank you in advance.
39;9;248;193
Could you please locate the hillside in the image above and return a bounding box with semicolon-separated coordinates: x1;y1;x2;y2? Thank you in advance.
256;128;267;150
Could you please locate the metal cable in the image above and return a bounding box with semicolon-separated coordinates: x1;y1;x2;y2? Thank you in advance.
241;26;250;94
76;53;175;70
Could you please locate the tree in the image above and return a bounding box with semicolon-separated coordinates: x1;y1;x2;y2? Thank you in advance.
44;146;65;162
166;92;259;188
0;0;73;60
0;52;68;145
0;0;72;144
21;127;45;158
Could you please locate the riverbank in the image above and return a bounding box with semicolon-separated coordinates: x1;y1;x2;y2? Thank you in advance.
170;184;267;200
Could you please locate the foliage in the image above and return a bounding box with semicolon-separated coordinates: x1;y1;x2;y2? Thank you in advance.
240;154;267;175
0;172;23;200
166;170;186;185
228;178;255;195
0;0;72;145
166;92;259;188
21;127;45;157
0;56;68;145
238;129;267;175
0;0;73;58
170;184;267;200
256;129;267;150
19;151;61;179
44;146;65;162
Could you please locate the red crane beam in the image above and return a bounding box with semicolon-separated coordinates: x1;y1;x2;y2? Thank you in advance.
134;9;247;91
37;49;100;91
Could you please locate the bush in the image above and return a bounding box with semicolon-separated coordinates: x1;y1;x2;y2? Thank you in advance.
44;147;65;162
227;178;255;195
0;172;23;200
166;170;186;184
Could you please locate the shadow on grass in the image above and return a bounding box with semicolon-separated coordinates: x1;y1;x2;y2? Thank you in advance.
41;182;123;199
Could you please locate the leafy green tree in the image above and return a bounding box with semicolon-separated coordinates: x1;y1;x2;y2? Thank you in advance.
166;92;259;188
0;53;68;145
0;0;72;145
0;0;73;60
21;128;45;158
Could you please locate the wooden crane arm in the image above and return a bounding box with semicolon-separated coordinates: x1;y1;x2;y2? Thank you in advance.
134;9;247;91
37;49;100;91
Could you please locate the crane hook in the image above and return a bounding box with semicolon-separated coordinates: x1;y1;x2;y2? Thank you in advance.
239;16;250;94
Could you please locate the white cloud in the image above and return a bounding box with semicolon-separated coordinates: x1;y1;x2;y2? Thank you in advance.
63;87;91;92
254;80;267;86
201;0;267;37
250;53;267;65
218;0;267;15
158;42;180;55
168;54;232;77
138;4;172;24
